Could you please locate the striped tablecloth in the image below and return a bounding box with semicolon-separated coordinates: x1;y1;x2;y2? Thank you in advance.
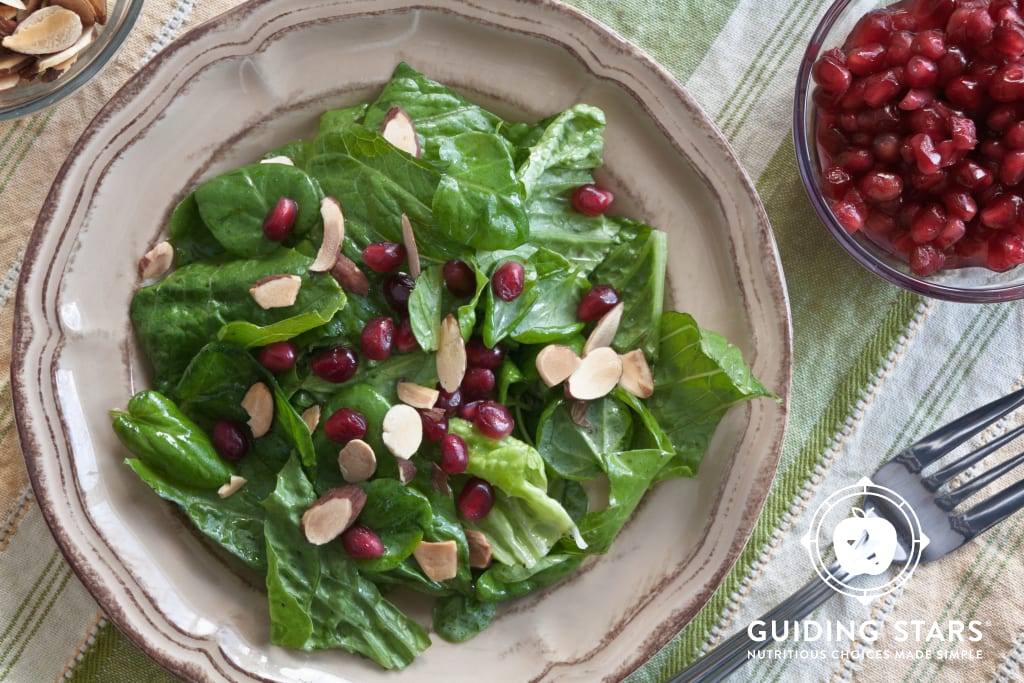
3;1;1024;682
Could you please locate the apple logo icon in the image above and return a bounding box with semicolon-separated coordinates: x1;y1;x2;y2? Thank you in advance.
832;507;898;576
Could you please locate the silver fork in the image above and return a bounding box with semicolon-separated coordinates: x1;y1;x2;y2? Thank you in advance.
671;386;1024;682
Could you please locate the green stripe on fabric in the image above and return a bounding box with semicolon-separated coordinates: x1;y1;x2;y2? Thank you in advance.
0;566;74;679
0;550;62;650
65;621;180;683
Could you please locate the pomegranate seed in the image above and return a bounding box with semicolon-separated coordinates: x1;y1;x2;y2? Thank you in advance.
465;337;505;370
936;45;968;83
1001;151;1024;186
862;69;903;107
859;170;904;202
262;198;298;242
439;433;469;475
576;284;622;321
885;30;915;66
1005;121;1024;149
847;43;887;76
952;159;994;190
458;400;482;421
473;400;514;440
361;242;406;273
257;341;297;372
311;346;359;383
457;477;495;521
989;64;1024;102
324;407;368;443
420;409;449;442
909;243;946;275
912;28;946;59
838;147;874;174
942;190;978;221
848;11;893;48
872;133;903;163
865;209;898;235
436;385;463;415
442;259;477;297
899;88;936;110
394;317;419;354
905;55;938;88
988;232;1024;270
911;203;946;243
945;75;983;109
461;367;496;401
830;197;867;233
342;524;385;559
935;217;967;248
212;420;248;461
994;20;1024;58
949;116;977;151
491;261;525;302
360;316;395;361
383;272;415;312
909;133;941;174
981;193;1024;229
570;183;614;216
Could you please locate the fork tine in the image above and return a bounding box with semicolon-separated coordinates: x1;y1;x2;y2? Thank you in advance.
935;448;1024;511
895;386;1024;472
924;422;1024;491
953;475;1024;540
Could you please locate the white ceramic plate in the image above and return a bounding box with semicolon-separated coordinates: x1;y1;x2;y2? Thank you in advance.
12;1;791;681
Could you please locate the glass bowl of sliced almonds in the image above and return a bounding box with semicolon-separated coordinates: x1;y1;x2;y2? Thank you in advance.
0;0;140;119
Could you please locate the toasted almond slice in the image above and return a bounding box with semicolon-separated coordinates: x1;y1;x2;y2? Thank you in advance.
300;486;366;545
618;349;654;398
300;405;321;434
570;399;590;427
0;71;18;90
397;381;438;410
381;105;420;157
413;540;458;582
50;0;94;25
567;346;623;400
217;475;247;499
431;462;451;496
436;314;467;392
0;0;25;10
260;155;294;166
582;301;624;356
464;529;492;569
249;274;301;309
138;240;173;279
382;403;422;460
0;50;31;74
329;253;369;295
535;344;582;387
397;458;417;485
35;23;94;71
338;439;376;483
39;53;78;81
3;6;81;54
242;382;273;438
400;214;420;279
310;197;344;273
85;0;104;24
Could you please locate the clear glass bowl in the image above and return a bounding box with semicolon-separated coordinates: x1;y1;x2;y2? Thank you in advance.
794;0;1024;302
0;0;141;121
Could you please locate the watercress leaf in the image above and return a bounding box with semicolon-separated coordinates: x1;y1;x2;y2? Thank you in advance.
409;264;443;351
474;553;583;602
645;311;776;479
262;456;431;667
168;192;224;266
125;459;267;572
431;132;529;251
433;593;497;643
535;397;633;481
590;223;667;358
517;104;605;196
194;163;325;257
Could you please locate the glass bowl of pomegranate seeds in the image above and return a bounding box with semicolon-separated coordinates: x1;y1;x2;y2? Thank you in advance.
795;0;1024;302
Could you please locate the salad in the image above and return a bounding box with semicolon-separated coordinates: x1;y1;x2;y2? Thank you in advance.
111;63;775;670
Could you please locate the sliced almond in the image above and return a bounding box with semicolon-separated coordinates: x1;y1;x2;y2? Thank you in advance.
249;274;301;309
567;346;623;400
39;53;77;81
0;50;31;75
138;240;173;279
0;1;25;10
413;540;458;582
400;213;420;279
85;0;104;24
618;349;654;398
432;462;451;496
300;486;366;545
535;344;582;387
0;71;18;90
381;105;420;157
3;5;81;54
329;253;369;295
396;381;438;410
300;405;321;434
0;8;16;21
381;403;422;460
241;382;273;438
217;475;247;499
582;301;624;356
570;399;590;427
50;0;94;25
310;197;345;273
260;155;294;166
464;529;492;569
436;314;467;392
338;439;376;483
35;23;93;71
397;458;417;485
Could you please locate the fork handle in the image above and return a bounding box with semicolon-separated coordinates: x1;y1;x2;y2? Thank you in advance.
668;562;847;683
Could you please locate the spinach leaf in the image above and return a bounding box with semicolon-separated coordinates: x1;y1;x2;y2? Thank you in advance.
262;141;315;169
219;306;343;348
535;397;634;481
508;248;587;344
194;163;325;257
517;104;605;196
316;103;369;139
168;192;224;266
481;249;540;347
645;311;776;479
353;479;433;572
433;594;497;643
311;383;394;489
408;264;443;351
262;456;431;667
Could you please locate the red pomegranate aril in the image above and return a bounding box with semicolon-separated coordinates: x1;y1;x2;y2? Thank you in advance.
461;367;496;401
862;69;903;107
439;433;469;475
952;159;994;190
935;217;967;248
457;399;481;421
492;261;525;302
361;242;406;273
910;133;942;174
570;183;614;216
873;133;903;163
814;54;852;94
830;196;867;233
394;317;419;354
473;400;514;440
899;87;935;110
912;28;947;59
980;193;1023;229
443;259;477;297
942;190;978;221
342;524;385;559
848;11;893;47
909;243;947;275
949;116;977;150
576;284;621;321
262;198;298;242
936;45;968;83
911;204;947;243
859;170;904;202
1005;121;1024;149
457;478;495;521
1000;150;1024;185
987;103;1022;132
987;232;1024;270
885;30;915;65
994;20;1024;58
383;272;415;312
324;408;368;443
989;64;1024;101
865;209;898;235
465;337;505;370
257;341;298;373
435;385;463;415
908;105;945;136
420;409;449;442
311;346;359;383
946;75;984;109
847;43;888;76
838;147;874;174
212;420;248;461
905;55;938;88
360;317;395;361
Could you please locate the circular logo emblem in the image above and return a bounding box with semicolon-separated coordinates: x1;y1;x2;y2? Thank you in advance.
801;477;930;604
